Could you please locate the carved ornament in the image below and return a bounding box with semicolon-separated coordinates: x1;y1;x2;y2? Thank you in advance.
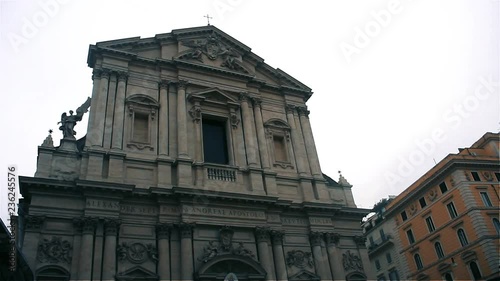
325;233;340;246
25;215;45;231
286;250;314;269
198;226;255;263
342;250;363;271
309;231;323;246
156;223;172;239
427;188;438;202
37;236;72;264
179;222;195;238
255;226;271;243
117;242;158;264
104;219;121;236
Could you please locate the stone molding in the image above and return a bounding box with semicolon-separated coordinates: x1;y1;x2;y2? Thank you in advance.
255;226;271;243
309;231;323;246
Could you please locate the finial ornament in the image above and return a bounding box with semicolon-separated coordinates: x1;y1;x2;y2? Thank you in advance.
58;97;91;140
204;14;213;25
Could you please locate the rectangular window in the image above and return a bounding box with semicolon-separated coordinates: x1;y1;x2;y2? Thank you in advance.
202;119;229;165
377;276;386;281
439;182;448;194
414;254;423;270
386;252;392;264
495;172;500;181
401;211;408;221
419;197;427;208
380;229;386;240
471;171;481;181
406;229;415;244
446;202;458;219
132;112;149;143
273;135;288;162
425;216;436;232
375;259;381;270
389;270;400;281
369;236;375;246
480;192;492;207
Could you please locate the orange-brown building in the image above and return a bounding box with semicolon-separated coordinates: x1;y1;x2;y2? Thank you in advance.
383;132;500;281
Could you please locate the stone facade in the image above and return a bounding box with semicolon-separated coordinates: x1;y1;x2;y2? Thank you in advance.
19;25;371;281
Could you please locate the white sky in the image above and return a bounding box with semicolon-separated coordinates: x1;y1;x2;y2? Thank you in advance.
0;0;498;224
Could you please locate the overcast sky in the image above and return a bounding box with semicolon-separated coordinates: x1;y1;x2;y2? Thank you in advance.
0;0;498;224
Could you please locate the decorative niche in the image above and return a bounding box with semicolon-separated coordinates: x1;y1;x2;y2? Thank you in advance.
264;119;293;169
125;95;159;151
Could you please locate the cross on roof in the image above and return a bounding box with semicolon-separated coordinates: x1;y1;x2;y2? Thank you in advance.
204;14;213;26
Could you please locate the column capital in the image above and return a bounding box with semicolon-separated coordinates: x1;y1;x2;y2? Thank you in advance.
92;69;102;80
251;97;262;107
178;222;195;239
285;104;296;114
353;235;366;246
271;230;285;245
156;223;173;239
118;72;129;82
104;218;121;236
25;215;45;232
100;69;111;79
309;231;323;246
325;232;340;246
239;92;251;102
297;106;310;117
255;226;271;243
159;79;169;89
74;217;98;235
177;79;189;90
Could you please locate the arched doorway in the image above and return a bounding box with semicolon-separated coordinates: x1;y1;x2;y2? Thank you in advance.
196;255;266;281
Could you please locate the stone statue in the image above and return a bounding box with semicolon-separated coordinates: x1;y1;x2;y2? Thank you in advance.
58;97;91;140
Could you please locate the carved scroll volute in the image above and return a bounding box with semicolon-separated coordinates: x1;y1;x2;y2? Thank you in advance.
25;215;45;232
255;226;271;243
104;219;121;236
179;222;195;239
156;223;172;240
80;217;98;235
309;231;323;247
325;232;340;246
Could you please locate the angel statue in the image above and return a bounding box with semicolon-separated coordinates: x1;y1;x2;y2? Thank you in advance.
58;97;91;140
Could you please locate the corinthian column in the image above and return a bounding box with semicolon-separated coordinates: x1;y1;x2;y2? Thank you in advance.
310;231;327;280
77;217;97;281
325;233;342;281
255;227;274;281
240;93;258;167
286;105;308;175
271;230;288;281
111;72;128;149
87;69;101;147
158;80;169;156
92;69;110;147
298;107;322;177
177;80;189;158
157;223;172;281
180;223;194;281
102;219;120;281
253;98;270;169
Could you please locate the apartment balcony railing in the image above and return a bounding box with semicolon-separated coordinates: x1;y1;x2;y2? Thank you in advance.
368;234;394;256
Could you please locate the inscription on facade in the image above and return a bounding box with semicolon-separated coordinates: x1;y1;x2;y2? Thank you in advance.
121;205;158;215
86;199;120;210
281;217;309;226
309;217;332;226
161;206;265;219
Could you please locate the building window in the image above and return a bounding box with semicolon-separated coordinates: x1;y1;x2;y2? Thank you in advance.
425;216;436;232
493;218;500;234
469;261;482;280
495;172;500;181
414;253;423;270
202;118;229;165
273;135;288;162
457;229;469;246
375;259;381;270
434;242;445;259
380;229;386;240
388;270;399;281
480;192;492;207
443;272;453;281
401;211;408;221
132;112;149;143
419;197;427;208
369;236;375;246
446;202;458;219
386;252;392;264
377;275;386;281
406;229;415;244
264;119;292;169
439;182;448;194
471;171;481;181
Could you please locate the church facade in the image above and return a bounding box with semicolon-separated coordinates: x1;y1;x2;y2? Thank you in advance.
19;26;372;281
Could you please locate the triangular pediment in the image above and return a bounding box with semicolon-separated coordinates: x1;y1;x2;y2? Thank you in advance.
116;266;159;281
289;270;320;281
188;88;239;107
88;25;312;99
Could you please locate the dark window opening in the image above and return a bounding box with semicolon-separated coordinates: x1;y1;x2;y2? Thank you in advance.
203;119;229;165
426;216;436;232
419;197;427;208
401;211;408;221
407;229;415;244
435;242;445;259
444;273;453;281
480;192;492;207
469;261;482;280
446;202;458;219
495;172;500;181
457;229;469;246
471;171;481;181
386;252;392;264
414;253;423;270
439;182;448;193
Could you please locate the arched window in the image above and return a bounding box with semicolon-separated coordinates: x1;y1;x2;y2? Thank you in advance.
457;229;469;246
469;261;482;280
36;266;70;281
493;218;500;234
443;272;453;281
434;242;445;259
414;253;423;270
